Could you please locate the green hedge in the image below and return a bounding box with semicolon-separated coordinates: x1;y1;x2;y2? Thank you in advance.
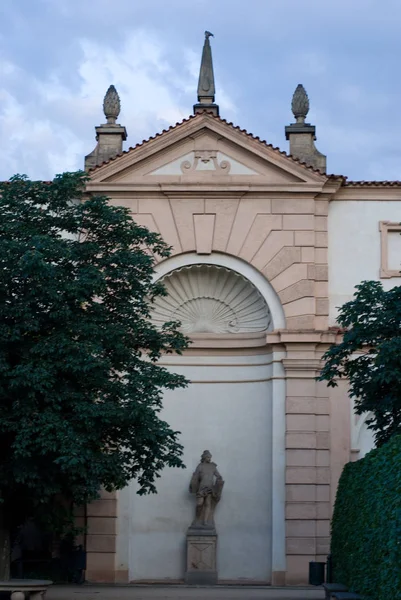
331;434;401;599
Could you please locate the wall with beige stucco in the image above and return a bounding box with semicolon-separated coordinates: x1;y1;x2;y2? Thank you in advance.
82;113;400;586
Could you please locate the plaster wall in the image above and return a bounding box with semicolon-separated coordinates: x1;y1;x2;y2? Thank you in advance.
118;354;274;582
328;200;401;325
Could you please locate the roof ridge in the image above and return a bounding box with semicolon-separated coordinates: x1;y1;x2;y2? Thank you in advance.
87;112;344;179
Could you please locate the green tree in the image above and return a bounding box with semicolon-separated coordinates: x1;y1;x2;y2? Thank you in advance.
318;280;401;448
0;172;188;569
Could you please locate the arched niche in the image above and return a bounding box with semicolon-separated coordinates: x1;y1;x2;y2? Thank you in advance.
153;252;286;332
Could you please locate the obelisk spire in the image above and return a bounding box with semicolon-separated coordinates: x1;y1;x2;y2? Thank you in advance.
193;31;219;116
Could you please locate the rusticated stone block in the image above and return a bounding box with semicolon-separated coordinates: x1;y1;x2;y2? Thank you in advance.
286;432;317;449
316;450;330;467
286;537;316;554
295;231;315;246
287;449;316;467
88;517;117;535
316;485;330;502
286;396;316;413
316;520;330;537
316;297;329;315
315;201;329;216
284;297;315;318
86;534;116;553
315;231;328;247
286;519;316;537
316;432;330;449
86;499;117;517
315;216;327;231
283;215;314;230
316;415;330;431
272;198;315;214
286;467;317;484
316;467;330;484
85;552;116;583
286;502;317;520
286;315;315;330
316;502;331;519
286;484;315;502
273;263;308;293
316;536;330;555
301;247;315;263
279;279;314;305
264;247;301;281
315;265;328;281
315;248;328;263
287;414;316;431
286;555;315;585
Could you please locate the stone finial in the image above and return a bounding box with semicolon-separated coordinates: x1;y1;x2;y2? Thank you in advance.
194;31;219;116
291;84;309;124
103;84;121;124
84;85;127;170
285;83;327;173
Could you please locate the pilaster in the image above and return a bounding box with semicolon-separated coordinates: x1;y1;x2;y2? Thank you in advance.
85;489;118;582
282;340;330;585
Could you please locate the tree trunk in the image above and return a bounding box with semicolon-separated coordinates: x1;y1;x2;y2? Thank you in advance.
0;508;10;580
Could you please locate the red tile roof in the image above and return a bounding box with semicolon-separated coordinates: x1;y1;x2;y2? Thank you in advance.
344;180;401;187
87;111;345;179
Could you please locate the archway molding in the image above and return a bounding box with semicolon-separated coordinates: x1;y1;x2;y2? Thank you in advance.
154;251;286;331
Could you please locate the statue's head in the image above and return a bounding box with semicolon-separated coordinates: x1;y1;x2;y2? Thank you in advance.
201;450;212;463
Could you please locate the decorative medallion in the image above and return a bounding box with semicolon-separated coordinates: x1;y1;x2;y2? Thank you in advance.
180;151;231;173
152;265;271;334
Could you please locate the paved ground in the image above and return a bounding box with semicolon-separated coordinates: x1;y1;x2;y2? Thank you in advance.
47;584;325;600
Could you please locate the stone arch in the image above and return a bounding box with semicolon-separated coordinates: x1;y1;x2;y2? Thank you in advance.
154;252;286;331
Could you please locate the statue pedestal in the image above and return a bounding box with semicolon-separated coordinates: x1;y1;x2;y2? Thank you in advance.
185;528;217;585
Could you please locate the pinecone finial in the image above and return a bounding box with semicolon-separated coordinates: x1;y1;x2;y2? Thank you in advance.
291;84;309;123
103;85;121;124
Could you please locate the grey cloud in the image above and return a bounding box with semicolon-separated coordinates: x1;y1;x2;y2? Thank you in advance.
0;0;401;180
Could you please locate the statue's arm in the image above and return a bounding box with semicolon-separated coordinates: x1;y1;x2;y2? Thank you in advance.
214;467;223;481
189;465;201;493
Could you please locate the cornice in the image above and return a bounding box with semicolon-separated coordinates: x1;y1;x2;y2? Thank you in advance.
333;187;401;201
85;182;327;195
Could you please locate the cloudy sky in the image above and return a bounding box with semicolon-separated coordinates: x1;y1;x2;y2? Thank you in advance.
0;0;400;181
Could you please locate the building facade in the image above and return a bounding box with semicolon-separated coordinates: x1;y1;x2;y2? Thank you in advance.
81;34;399;585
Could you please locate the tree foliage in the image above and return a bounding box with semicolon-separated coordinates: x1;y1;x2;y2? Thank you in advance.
319;280;401;447
0;171;188;530
331;435;401;599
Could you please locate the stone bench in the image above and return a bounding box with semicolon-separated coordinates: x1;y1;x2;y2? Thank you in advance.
330;593;364;600
0;579;52;599
323;583;349;599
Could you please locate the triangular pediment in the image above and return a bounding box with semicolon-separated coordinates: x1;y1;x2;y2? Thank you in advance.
89;114;328;187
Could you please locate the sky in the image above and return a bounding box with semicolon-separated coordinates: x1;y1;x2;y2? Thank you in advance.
1;0;401;181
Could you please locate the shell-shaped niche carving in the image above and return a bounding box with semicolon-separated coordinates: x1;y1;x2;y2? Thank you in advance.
151;265;271;334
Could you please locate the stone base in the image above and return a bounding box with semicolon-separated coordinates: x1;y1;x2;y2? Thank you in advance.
185;528;218;586
185;570;218;585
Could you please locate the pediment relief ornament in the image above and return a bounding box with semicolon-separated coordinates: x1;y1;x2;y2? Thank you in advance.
180;150;231;174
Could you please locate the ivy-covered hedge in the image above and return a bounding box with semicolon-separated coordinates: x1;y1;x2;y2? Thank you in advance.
331;435;401;599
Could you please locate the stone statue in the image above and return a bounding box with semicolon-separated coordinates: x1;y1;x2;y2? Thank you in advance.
189;450;224;529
